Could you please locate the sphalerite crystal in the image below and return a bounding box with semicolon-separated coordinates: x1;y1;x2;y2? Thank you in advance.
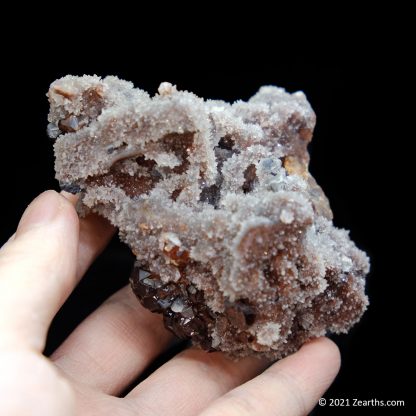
48;76;370;359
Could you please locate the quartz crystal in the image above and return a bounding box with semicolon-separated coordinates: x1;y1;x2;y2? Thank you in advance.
48;75;370;359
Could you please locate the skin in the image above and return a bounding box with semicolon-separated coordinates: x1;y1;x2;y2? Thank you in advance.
0;190;340;415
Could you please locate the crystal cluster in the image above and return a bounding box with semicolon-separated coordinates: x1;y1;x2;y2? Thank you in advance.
49;75;369;359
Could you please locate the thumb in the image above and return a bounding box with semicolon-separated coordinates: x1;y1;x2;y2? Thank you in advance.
0;191;79;351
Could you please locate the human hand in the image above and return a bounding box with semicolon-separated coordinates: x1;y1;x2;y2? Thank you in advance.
0;191;340;415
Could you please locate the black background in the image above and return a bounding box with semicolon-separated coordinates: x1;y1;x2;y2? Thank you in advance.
0;47;410;414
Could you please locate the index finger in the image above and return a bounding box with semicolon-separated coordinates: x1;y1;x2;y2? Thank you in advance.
0;191;114;351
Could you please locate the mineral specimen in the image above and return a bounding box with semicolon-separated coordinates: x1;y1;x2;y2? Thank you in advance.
48;75;370;360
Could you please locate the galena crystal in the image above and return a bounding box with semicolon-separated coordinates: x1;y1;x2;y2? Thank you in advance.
48;75;370;359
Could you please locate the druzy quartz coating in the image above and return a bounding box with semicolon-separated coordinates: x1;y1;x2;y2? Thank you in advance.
49;75;370;359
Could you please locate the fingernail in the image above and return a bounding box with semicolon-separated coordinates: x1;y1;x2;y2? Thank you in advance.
17;191;63;234
60;190;79;205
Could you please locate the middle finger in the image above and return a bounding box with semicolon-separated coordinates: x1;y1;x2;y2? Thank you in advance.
51;285;174;395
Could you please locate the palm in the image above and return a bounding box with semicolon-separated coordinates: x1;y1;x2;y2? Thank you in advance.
0;191;340;416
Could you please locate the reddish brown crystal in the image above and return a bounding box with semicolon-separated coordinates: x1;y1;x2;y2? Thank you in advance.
130;267;216;350
163;246;190;267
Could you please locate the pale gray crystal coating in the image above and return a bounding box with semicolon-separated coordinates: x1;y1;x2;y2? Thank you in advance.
49;75;370;359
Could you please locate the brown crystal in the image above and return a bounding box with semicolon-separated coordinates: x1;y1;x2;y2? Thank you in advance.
130;267;215;350
53;86;74;100
163;246;190;267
